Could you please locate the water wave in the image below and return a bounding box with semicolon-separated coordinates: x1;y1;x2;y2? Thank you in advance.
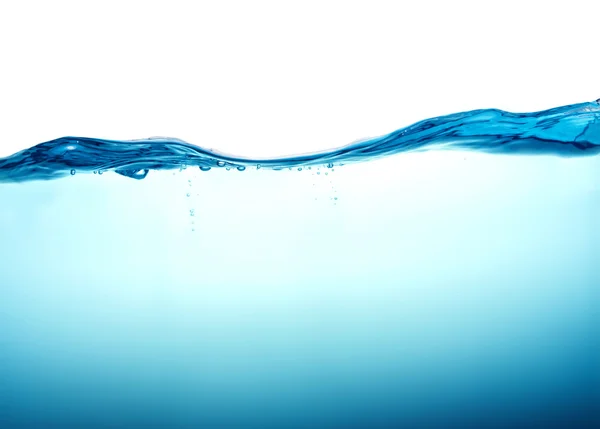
1;100;599;182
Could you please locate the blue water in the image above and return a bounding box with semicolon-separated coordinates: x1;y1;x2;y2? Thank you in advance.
1;100;599;182
0;101;599;428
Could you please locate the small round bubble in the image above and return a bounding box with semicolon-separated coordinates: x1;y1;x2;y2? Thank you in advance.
70;169;76;175
237;166;246;171
216;161;225;167
200;166;211;171
327;163;334;168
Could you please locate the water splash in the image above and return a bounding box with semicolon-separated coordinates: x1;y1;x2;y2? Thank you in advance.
1;100;599;183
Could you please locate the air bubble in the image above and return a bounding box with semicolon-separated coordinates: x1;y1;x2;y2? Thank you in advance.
298;167;302;171
200;166;211;171
257;164;262;169
216;161;225;167
186;193;190;197
226;167;231;171
327;163;334;168
70;169;76;175
237;166;246;171
189;209;195;217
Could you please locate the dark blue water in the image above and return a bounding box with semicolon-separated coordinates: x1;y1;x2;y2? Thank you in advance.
1;100;599;182
0;101;599;428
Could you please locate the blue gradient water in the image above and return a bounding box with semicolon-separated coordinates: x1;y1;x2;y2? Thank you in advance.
0;102;599;428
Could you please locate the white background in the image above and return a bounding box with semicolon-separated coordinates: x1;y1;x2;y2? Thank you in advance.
0;0;598;158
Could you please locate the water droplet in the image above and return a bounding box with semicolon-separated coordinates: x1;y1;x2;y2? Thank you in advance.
70;169;76;175
257;164;262;169
98;170;103;175
226;167;231;171
200;166;211;172
308;166;312;170
216;161;225;167
189;209;195;217
327;163;334;168
93;170;97;174
186;193;191;197
237;166;246;171
298;167;302;171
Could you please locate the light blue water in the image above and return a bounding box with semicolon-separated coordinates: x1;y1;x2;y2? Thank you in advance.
0;102;599;428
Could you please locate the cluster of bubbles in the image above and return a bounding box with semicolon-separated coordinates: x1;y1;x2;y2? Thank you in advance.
196;161;337;173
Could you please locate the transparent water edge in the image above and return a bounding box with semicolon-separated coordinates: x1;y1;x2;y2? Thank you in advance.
1;100;599;183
